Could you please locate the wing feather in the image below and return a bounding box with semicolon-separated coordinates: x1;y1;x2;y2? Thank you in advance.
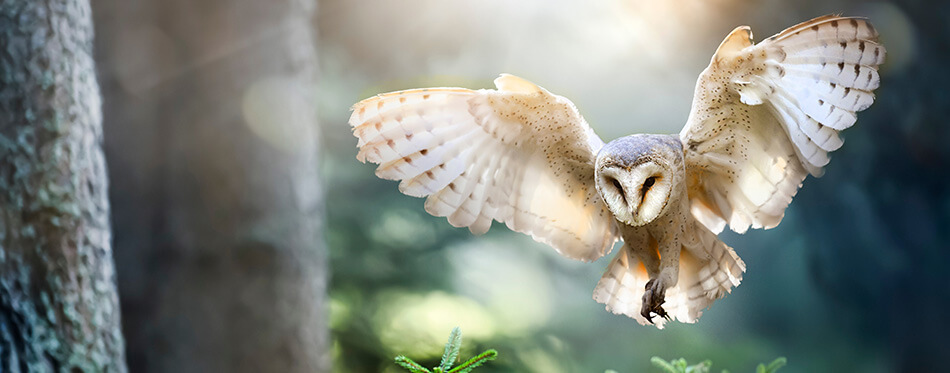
350;74;619;261
681;16;885;233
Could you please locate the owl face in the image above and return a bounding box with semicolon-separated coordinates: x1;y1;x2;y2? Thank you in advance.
594;135;683;226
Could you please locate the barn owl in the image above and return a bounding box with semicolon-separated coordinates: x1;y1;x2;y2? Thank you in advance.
349;15;885;328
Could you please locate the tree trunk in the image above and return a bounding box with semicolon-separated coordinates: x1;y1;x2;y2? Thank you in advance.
0;0;126;371
92;0;328;371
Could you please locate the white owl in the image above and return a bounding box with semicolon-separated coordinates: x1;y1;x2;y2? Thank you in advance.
349;15;885;328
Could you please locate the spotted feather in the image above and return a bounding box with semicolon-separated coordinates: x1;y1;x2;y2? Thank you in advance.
350;74;619;261
681;16;885;234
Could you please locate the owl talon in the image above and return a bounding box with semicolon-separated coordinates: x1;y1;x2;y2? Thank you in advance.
641;278;669;323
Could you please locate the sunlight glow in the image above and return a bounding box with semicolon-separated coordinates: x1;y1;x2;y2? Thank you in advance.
373;290;497;359
449;238;554;336
858;2;916;75
242;77;316;153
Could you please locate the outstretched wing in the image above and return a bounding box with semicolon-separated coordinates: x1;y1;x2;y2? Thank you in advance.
680;16;885;234
349;74;619;261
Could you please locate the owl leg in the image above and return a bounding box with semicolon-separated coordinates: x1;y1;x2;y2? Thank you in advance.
641;278;668;322
639;232;681;323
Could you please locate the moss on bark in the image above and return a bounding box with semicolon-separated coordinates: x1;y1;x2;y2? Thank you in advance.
0;0;126;371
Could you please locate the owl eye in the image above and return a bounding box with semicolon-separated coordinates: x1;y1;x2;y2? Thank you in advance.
643;176;657;188
640;176;658;199
608;177;627;206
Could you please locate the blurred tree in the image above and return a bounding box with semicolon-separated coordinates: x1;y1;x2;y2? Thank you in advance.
92;0;328;371
0;0;126;371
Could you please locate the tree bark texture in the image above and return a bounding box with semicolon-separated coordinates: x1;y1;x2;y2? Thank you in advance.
0;0;126;371
92;0;328;371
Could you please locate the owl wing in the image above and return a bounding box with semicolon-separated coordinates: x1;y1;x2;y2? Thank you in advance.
680;16;885;234
349;74;619;261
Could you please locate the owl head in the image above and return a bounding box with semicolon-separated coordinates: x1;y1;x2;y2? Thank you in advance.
595;134;684;226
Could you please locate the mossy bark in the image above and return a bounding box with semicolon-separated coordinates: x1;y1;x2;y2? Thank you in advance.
0;0;126;371
92;0;328;371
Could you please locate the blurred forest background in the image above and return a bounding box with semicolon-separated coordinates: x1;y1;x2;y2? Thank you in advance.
1;0;947;372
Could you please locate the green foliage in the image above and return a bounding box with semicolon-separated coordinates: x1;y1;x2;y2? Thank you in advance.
643;357;786;373
440;326;463;371
395;356;431;373
650;357;712;373
394;327;498;373
756;357;787;373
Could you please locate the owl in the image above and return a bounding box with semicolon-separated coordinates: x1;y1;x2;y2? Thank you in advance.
349;15;885;328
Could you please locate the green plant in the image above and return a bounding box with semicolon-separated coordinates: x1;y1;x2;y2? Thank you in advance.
650;357;713;373
646;356;787;373
394;327;498;373
753;358;787;373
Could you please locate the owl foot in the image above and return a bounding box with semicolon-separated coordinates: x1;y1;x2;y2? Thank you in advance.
641;278;670;323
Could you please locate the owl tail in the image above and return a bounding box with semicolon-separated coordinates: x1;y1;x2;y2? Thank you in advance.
593;219;745;328
727;16;884;176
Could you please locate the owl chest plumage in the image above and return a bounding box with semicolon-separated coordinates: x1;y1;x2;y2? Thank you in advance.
616;159;691;264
